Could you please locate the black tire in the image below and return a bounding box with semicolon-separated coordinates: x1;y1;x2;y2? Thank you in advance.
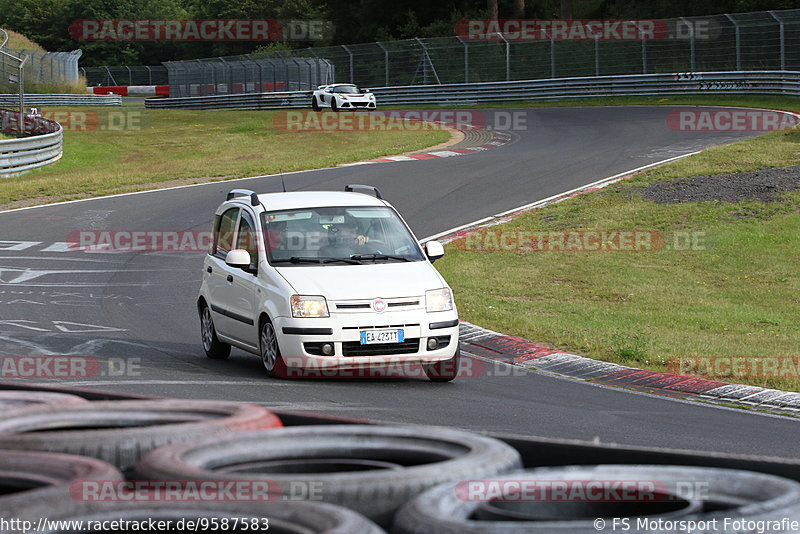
331;98;338;112
0;399;282;472
260;317;286;378
200;302;231;360
312;96;322;111
14;500;385;534
392;465;800;533
0;390;88;409
0;450;124;513
424;345;460;383
135;425;522;527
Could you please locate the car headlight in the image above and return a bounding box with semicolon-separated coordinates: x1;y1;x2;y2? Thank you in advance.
369;94;375;100
291;295;329;318
340;95;348;100
426;288;453;313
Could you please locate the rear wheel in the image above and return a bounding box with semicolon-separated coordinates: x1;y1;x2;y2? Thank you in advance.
201;303;230;360
260;318;286;378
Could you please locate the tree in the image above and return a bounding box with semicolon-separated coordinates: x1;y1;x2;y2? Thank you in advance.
488;0;498;18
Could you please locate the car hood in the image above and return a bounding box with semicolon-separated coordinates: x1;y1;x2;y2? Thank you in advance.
275;261;446;300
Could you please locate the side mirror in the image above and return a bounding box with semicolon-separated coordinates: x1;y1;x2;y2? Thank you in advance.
225;249;252;268
424;241;445;263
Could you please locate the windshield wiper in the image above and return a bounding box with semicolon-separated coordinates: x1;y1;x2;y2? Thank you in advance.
350;253;413;262
272;256;362;265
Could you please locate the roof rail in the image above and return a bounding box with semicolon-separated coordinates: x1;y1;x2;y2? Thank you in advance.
344;184;384;200
227;189;260;206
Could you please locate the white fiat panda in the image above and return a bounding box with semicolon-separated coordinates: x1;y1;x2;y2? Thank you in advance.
197;185;460;381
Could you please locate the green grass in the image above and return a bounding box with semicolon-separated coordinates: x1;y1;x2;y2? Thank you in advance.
437;127;800;392
0;109;449;207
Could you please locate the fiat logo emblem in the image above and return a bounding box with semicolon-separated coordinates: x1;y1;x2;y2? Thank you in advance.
372;299;387;313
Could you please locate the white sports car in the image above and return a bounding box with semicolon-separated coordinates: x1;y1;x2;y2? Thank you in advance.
311;84;376;111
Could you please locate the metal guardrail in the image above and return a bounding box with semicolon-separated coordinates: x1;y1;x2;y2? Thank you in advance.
370;70;800;104
0;94;121;106
145;70;800;110
145;90;312;110
1;109;63;177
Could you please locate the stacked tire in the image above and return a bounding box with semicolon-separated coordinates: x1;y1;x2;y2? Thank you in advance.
2;384;800;533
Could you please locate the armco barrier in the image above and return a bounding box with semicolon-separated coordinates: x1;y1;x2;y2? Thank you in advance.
146;90;312;110
0;109;63;177
0;94;122;106
146;70;800;110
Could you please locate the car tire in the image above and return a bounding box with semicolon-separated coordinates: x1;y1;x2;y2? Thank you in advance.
331;98;338;112
200;302;231;360
0;399;282;472
13;500;385;534
260;317;286;378
134;424;522;527
1;450;124;513
424;345;460;382
0;390;89;409
392;465;800;533
312;97;321;111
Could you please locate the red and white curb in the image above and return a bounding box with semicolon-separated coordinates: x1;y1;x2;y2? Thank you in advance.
88;85;169;97
459;321;800;415
341;130;513;166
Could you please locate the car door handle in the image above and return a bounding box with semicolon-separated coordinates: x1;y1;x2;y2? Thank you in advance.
226;275;233;283
207;266;212;273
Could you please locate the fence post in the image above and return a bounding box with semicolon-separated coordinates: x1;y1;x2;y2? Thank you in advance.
550;31;555;78
455;36;469;83
768;11;785;71
723;14;741;71
308;49;322;88
18;55;27;136
342;45;353;82
680;17;695;71
376;42;389;86
641;37;647;74
594;34;600;76
496;32;510;81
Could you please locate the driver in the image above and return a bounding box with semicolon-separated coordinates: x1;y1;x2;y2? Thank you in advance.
318;218;369;258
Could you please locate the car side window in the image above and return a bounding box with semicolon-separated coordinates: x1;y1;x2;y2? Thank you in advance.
236;211;259;271
214;207;239;259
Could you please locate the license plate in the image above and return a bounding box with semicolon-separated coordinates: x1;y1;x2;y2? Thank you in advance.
360;329;404;345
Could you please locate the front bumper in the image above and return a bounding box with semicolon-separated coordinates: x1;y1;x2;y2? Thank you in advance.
273;311;459;373
338;99;376;109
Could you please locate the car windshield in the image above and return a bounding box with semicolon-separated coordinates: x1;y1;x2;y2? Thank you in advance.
334;85;361;94
260;206;426;265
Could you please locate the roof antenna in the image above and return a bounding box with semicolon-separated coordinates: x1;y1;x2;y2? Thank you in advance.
280;169;286;192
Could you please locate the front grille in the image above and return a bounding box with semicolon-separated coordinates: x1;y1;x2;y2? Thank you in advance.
342;338;420;357
336;303;370;310
388;300;419;307
352;102;369;107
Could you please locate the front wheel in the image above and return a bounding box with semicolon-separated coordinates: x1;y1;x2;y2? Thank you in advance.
201;304;231;360
311;97;321;111
331;98;338;112
424;345;460;382
260;318;286;378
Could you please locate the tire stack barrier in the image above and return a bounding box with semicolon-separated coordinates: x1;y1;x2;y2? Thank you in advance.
1;383;799;533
